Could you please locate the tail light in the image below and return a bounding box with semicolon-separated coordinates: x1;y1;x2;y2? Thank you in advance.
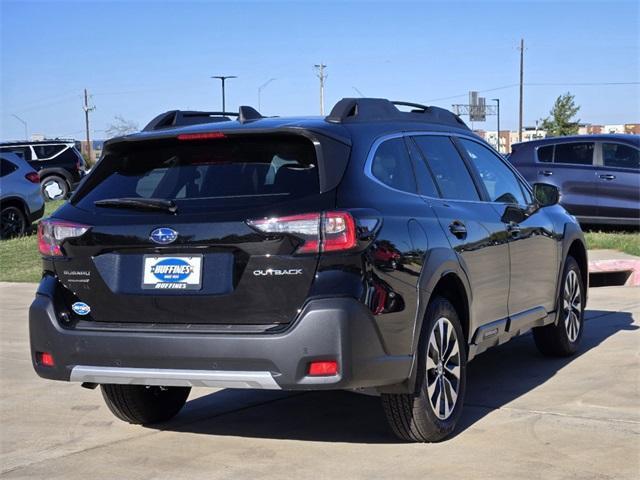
247;211;357;254
308;360;338;376
25;172;40;183
38;219;90;256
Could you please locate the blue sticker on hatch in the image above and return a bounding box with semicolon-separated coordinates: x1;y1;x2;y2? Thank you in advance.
71;302;91;316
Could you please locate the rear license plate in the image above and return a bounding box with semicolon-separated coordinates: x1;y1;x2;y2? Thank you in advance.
142;255;203;290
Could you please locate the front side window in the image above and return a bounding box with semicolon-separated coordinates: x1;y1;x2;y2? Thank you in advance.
554;142;594;166
371;137;417;193
459;138;527;205
413;136;480;201
602;143;640;170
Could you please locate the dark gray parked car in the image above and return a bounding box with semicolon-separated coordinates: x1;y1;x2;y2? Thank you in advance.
509;135;639;226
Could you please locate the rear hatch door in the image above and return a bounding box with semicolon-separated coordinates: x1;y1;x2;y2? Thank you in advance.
53;132;346;326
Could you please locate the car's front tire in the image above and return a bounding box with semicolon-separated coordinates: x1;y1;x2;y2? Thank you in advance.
100;384;191;424
533;255;585;356
381;296;467;442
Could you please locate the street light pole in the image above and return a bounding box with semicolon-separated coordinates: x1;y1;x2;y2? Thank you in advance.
257;78;275;111
211;75;237;112
11;114;28;139
492;98;501;153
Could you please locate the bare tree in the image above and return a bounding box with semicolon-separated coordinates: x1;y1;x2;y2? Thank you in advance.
106;115;139;138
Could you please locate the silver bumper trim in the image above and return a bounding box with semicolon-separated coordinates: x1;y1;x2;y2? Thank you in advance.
69;366;281;389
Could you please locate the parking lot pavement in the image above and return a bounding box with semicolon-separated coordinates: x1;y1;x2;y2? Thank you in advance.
1;283;638;480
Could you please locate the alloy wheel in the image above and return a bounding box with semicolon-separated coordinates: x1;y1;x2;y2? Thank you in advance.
425;317;461;420
1;207;26;238
43;179;64;200
563;270;582;342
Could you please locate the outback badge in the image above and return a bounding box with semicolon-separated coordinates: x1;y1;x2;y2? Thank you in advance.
150;227;178;245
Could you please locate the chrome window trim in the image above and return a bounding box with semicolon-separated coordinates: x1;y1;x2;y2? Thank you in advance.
364;131;531;206
364;131;486;204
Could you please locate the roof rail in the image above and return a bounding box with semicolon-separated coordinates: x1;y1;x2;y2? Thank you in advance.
143;106;264;131
325;97;469;130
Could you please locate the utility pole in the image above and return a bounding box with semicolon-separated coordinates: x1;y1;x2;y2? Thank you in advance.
83;89;95;163
314;63;327;115
518;38;524;143
211;75;237;113
492;98;501;152
11;114;28;140
258;78;275;111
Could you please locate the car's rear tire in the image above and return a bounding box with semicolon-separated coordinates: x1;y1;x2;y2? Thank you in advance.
533;256;584;357
381;296;467;442
41;175;69;201
0;205;27;239
100;384;191;424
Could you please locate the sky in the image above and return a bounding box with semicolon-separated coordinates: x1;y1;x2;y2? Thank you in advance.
1;0;639;141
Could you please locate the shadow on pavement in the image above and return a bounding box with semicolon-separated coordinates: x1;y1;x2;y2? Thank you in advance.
152;309;637;444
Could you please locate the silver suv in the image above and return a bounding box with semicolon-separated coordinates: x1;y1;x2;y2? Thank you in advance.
0;153;45;238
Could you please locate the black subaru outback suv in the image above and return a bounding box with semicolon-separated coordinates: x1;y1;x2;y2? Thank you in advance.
29;98;587;442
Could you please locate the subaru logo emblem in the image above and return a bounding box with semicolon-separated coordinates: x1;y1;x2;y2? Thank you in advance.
150;227;178;245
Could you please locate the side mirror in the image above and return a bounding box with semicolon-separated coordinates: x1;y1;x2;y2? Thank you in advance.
532;183;560;207
501;205;526;224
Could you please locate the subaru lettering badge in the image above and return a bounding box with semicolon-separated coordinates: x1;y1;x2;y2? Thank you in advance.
71;302;91;316
150;227;178;245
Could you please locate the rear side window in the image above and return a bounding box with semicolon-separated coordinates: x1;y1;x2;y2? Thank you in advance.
413;136;480;201
74;135;319;212
0;158;18;177
537;145;553;163
554;142;594;165
371;138;417;193
33;144;66;159
0;146;31;161
602;143;639;170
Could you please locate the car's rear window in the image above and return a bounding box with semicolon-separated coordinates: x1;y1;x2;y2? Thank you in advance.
74;135;319;212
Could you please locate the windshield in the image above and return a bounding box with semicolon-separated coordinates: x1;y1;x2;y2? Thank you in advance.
73;135;319;212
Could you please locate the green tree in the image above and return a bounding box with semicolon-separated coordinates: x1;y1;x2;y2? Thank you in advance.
540;92;581;136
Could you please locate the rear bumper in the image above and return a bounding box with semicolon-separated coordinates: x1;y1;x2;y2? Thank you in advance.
29;278;411;391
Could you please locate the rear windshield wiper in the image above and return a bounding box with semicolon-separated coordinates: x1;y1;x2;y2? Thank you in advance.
94;198;177;213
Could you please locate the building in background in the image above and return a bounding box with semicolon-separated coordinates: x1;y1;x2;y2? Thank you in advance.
77;140;104;164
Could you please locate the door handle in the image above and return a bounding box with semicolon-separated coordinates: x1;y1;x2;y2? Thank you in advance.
507;222;521;237
600;174;616;180
449;221;467;239
539;170;553;176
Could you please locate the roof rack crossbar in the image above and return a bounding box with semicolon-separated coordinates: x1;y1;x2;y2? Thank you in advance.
325;97;469;130
143;106;264;131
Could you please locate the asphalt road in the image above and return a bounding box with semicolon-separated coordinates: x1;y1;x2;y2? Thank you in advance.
1;282;638;480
